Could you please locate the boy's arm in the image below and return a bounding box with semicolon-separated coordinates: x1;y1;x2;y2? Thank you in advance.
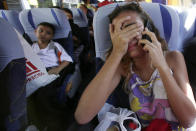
48;61;70;75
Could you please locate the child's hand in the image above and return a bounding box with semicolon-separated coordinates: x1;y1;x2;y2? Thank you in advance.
48;67;60;75
48;61;70;75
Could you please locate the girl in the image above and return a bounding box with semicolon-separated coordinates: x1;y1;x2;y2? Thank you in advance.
75;3;196;130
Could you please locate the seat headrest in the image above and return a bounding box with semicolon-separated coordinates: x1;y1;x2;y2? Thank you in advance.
0;18;24;72
70;8;88;27
19;8;71;41
0;10;24;34
93;2;181;61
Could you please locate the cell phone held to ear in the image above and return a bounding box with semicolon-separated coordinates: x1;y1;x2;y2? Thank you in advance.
142;20;154;43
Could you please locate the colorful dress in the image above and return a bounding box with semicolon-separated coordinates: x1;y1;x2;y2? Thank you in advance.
127;67;187;130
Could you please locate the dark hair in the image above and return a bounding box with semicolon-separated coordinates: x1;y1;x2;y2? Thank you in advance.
80;4;88;10
62;8;73;17
37;22;55;34
82;0;88;4
107;3;168;92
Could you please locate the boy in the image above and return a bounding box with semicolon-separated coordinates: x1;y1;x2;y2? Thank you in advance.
32;22;73;75
31;22;74;130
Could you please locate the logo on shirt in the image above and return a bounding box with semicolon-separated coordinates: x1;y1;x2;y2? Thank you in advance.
26;58;45;82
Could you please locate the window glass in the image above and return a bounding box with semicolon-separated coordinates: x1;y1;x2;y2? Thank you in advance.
62;0;79;8
27;0;58;8
145;0;196;8
26;0;196;8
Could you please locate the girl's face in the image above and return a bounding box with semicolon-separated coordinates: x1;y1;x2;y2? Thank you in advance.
112;11;146;58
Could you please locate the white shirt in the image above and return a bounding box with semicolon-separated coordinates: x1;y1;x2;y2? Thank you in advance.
32;41;73;68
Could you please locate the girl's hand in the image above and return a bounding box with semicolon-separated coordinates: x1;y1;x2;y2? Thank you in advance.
109;16;143;57
138;28;168;69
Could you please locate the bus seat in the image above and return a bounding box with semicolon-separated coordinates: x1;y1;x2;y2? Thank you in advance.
93;2;182;107
0;10;33;44
0;10;24;35
0;18;27;130
70;8;88;28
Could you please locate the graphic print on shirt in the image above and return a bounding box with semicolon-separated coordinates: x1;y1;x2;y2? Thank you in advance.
128;70;178;128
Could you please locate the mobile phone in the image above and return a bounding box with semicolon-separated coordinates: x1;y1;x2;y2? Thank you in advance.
142;20;153;44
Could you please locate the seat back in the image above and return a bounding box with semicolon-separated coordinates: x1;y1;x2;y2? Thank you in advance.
0;18;27;130
0;18;24;72
19;8;74;58
70;8;88;28
0;10;24;34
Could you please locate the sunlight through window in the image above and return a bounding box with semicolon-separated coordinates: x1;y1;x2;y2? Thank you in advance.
28;0;38;6
52;0;57;6
184;8;196;31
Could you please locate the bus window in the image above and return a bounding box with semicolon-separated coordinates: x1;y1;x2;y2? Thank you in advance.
26;0;59;8
145;0;196;8
168;0;195;8
62;0;79;9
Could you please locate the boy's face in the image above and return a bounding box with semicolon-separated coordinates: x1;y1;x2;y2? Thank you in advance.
35;25;54;43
